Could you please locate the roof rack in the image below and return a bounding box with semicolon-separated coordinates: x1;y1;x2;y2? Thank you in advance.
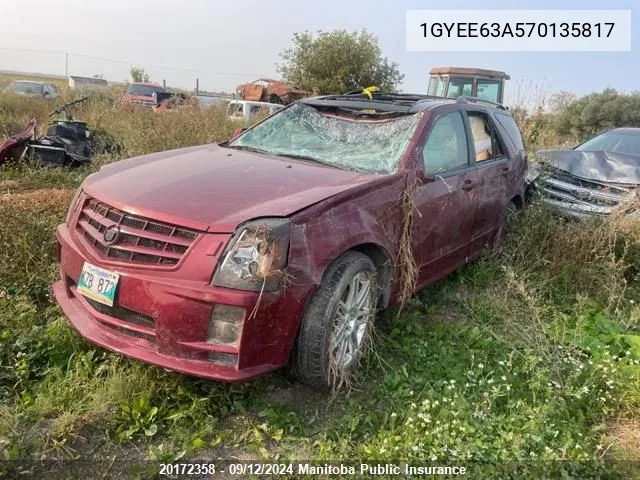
456;96;508;110
338;91;435;103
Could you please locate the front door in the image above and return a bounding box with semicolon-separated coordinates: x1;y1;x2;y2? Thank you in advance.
411;110;478;289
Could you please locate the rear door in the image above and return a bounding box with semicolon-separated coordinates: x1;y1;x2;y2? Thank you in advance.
411;109;478;288
464;108;511;256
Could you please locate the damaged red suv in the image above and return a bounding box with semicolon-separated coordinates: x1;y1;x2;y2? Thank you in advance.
53;92;526;389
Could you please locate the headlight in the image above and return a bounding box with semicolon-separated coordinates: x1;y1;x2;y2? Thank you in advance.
65;187;83;226
212;218;290;291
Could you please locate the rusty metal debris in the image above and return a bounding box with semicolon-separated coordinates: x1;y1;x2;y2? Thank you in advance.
235;78;310;105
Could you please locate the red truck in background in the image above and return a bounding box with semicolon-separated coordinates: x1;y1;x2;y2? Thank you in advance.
122;82;166;109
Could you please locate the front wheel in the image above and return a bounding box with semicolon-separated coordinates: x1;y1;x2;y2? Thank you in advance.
290;251;377;391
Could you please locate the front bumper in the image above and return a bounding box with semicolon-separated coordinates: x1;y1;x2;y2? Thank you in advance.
53;223;309;382
528;168;637;220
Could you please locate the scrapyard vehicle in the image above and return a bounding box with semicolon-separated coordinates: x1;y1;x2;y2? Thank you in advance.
235;78;310;105
3;80;59;99
52;92;527;390
0;97;98;167
122;82;165;109
152;92;195;113
226;100;284;122
427;67;510;104
528;128;640;219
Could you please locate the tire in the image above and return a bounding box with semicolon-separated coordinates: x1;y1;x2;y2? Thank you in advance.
290;251;377;390
493;200;518;248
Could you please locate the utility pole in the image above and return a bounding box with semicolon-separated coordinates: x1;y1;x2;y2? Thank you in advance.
163;79;166;89
195;78;199;96
65;52;69;78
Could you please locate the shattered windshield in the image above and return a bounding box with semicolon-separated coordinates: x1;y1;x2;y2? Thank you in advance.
228;103;422;174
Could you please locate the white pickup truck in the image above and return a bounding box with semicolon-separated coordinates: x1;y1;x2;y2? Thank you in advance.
226;100;284;122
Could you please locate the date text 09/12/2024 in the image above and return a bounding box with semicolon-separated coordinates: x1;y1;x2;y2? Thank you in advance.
158;463;467;476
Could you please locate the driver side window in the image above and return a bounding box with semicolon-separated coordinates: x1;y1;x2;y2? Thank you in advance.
422;112;469;175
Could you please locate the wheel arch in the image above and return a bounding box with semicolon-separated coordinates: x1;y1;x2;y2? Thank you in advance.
349;243;394;309
510;194;523;209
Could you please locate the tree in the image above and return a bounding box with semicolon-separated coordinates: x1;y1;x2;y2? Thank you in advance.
548;91;576;114
554;89;640;139
277;29;404;94
129;66;150;83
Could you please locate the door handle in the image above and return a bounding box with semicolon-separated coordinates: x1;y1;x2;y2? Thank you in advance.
461;180;475;191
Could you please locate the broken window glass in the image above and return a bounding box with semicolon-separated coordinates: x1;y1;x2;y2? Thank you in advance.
229;103;422;174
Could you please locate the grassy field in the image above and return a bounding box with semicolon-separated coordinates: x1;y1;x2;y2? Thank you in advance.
0;85;639;479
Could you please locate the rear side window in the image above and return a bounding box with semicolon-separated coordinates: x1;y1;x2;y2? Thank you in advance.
468;112;503;162
495;112;524;151
422;112;469;175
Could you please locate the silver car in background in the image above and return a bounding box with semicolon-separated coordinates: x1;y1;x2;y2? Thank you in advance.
3;80;59;98
528;128;640;219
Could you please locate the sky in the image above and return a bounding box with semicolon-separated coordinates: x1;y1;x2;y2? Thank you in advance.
0;0;637;102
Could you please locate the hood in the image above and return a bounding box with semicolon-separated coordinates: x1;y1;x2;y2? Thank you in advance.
84;144;377;232
536;149;640;185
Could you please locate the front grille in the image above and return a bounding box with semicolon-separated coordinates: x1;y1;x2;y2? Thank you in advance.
538;169;632;215
75;197;200;267
130;99;156;108
84;296;154;328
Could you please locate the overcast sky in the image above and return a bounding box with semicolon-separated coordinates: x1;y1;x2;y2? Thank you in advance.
0;0;638;101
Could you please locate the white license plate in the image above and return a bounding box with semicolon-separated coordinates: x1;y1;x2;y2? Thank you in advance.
77;262;120;307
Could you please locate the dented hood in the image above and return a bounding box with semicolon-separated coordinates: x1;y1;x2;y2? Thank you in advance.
536;149;640;185
83;144;376;232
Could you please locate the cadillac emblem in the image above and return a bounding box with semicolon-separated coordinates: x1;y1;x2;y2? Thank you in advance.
103;225;120;245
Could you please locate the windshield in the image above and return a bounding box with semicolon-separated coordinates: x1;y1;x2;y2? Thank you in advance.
576;131;640;156
228;103;422;174
13;82;44;94
127;84;164;97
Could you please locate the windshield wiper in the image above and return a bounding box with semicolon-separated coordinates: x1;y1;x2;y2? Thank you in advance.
225;145;271;155
275;153;346;170
226;146;347;170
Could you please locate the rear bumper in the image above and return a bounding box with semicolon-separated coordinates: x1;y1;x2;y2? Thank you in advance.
53;223;310;382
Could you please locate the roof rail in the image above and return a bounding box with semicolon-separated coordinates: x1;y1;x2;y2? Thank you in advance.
456;96;508;110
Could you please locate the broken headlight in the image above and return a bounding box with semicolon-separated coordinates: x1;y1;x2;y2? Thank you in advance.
212;219;290;292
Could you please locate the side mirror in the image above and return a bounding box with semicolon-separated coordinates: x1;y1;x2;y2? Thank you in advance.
232;128;246;139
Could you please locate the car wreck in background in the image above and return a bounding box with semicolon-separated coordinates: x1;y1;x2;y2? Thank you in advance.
226;100;283;122
121;82;166;109
528;128;640;219
0;98;119;167
235;78;310;104
3;80;59;99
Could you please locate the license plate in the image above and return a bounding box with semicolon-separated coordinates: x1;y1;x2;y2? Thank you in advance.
77;262;120;307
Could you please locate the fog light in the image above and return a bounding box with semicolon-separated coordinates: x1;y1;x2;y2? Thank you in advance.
207;305;245;345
